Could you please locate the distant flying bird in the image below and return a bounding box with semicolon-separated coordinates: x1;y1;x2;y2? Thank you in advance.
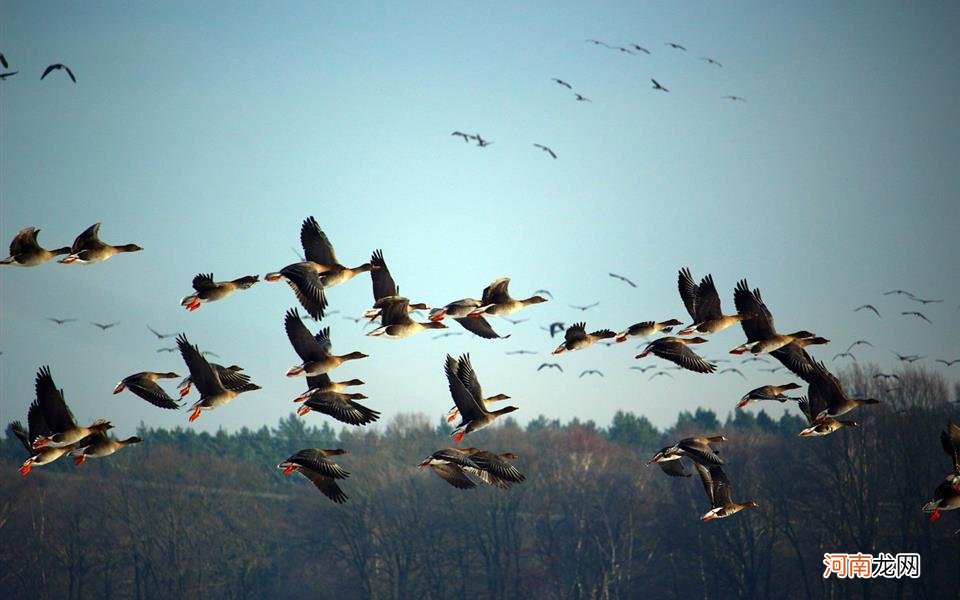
342;315;364;324
651;78;668;92
579;369;604;378
666;43;687;50
615;46;634;54
0;71;17;80
760;366;783;373
569;301;600;311
883;289;915;298
902;311;932;324
701;57;722;67
718;368;746;379
147;325;177;339
475;134;493;147
833;352;856;362
630;44;650;54
722;95;747;102
90;321;119;331
533;143;557;159
46;317;76;325
574;93;591;102
505;350;537;355
156;347;177;353
503;316;530;325
935;359;960;367
551;78;572;89
586;39;611;47
41;63;76;83
545;322;565;338
847;340;873;352
911;297;943;305
532;289;553;299
609;272;636;288
891;351;924;363
649;371;674;381
739;355;769;364
451;131;471;143
433;332;463;339
538;363;563;373
630;365;655;373
854;304;881;317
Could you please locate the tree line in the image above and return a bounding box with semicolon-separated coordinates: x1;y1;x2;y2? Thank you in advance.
1;364;957;599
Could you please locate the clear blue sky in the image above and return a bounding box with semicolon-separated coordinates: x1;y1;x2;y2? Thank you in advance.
2;1;958;438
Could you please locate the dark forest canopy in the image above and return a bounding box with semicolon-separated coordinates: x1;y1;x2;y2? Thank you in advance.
1;364;957;599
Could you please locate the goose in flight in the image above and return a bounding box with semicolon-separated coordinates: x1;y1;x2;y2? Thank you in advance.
551;78;572;89
46;317;76;325
451;131;471;142
533;143;557;159
678;268;751;335
574;93;591;102
538;362;563;373
1;227;71;266
854;304;881;317
147;325;177;339
569;301;599;311
902;311;932;323
701;57;722;67
90;321;119;331
722;95;747;102
666;43;687;51
608;272;636;287
58;223;142;264
41;63;76;83
636;337;716;373
651;79;669;92
630;44;650;54
278;449;350;504
579;369;603;378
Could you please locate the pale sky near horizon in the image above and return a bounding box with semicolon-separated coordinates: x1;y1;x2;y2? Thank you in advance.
2;1;958;439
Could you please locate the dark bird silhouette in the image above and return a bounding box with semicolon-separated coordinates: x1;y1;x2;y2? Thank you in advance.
551;78;572;89
147;325;177;339
90;321;119;331
609;273;636;288
451;131;471;143
433;332;463;339
475;134;493;147
113;372;181;410
156;347;177;353
936;359;960;367
902;311;932;324
46;317;76;325
546;322;565;338
740;355;769;364
883;289;915;298
637;337;716;373
666;43;687;51
722;95;747;102
41;63;76;83
701;57;722;67
579;369;604;378
832;352;856;362
0;71;17;80
854;304;881;317
719;368;746;379
532;289;553;299
538;363;563;373
891;351;924;363
651;78;669;92
586;39;611;47
569;301;600;311
574;93;591;102
503;316;530;325
847;340;873;352
505;350;537;355
533;143;557;159
912;297;943;305
0;53;6;68
630;365;655;373
649;371;674;381
630;44;651;54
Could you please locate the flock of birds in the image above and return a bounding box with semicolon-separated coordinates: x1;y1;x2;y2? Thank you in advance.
446;38;746;161
4;216;957;522
0;53;76;82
